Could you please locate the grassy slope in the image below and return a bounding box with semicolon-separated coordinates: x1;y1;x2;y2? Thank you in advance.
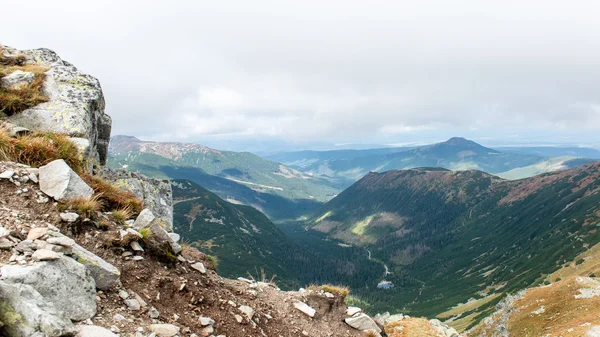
306;163;600;328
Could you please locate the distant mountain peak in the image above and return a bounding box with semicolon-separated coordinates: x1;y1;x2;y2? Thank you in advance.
444;137;479;146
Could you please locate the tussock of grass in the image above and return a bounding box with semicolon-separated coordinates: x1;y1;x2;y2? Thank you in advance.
59;195;103;218
206;255;218;269
82;175;143;214
139;227;151;239
308;284;350;298
112;207;133;225
0;128;84;173
0;49;49;115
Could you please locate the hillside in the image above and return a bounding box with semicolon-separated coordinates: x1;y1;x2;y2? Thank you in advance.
268;137;596;185
307;162;600;330
108;135;340;221
171;179;304;288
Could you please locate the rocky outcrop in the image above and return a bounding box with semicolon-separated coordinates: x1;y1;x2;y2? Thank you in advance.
39;159;93;201
134;209;181;258
71;243;121;290
1;256;97;321
1;45;112;165
99;167;173;231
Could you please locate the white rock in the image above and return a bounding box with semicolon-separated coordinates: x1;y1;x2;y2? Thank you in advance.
293;301;316;318
345;313;382;333
60;212;80;223
0;170;15;179
168;232;180;243
0;70;35;88
191;262;206;274
0;225;10;238
124;298;141;311
199;316;215;326
32;249;62;261
149;324;180;337
39;160;93;202
239;305;255;319
149;307;160;319
77;325;119;337
46;236;76;248
347;306;362;316
133;209;156;229
130;241;144;252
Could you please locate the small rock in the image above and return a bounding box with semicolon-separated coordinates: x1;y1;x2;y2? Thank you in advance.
199;316;215;326
200;325;214;336
0;226;10;238
119;290;130;299
234;314;243;323
32;249;62;261
133;256;144;261
149;307;160;319
345;313;381;333
293;301;316;318
191;262;206;274
46;236;75;248
347;307;362;316
168;232;180;243
0;170;15;179
130;241;144;252
113;314;126;321
60;212;80;223
239;305;255;320
125;298;141;311
149;324;180;337
27;227;48;241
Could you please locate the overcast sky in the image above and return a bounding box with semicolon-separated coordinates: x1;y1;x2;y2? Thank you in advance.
4;1;600;151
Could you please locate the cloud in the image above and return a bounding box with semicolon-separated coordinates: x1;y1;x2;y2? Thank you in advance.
4;0;600;148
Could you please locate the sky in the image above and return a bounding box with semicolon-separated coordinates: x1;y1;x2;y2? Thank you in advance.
4;1;600;151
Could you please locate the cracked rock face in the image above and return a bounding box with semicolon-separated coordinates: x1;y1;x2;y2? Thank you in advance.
1;45;112;165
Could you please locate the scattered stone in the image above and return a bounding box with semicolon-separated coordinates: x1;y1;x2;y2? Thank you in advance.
32;249;62;261
0;238;13;250
149;307;160;319
77;324;119;337
0;225;10;238
72;243;121;290
125;298;141;311
119;290;129;299
345;313;382;333
199;316;215;326
60;212;80;223
133;208;156;230
384;313;404;325
191;262;206;274
133;256;144;261
234;314;243;323
239;305;255;320
0;170;15;179
130;241;144;252
347;307;362;316
149;324;180;337
39;159;93;202
27;227;48;241
200;325;214;336
293;301;316;318
46;236;76;248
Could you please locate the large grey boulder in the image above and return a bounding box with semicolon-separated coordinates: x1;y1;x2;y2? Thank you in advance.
71;243;120;290
1;45;112;165
39;159;93;201
0;280;76;337
345;313;382;334
99;167;173;231
0;256;97;321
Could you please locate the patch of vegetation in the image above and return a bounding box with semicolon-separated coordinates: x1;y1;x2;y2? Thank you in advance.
112;207;133;225
0;49;49;115
0;128;84;173
82;175;143;214
139;227;151;239
59;195;103;218
308;284;350;298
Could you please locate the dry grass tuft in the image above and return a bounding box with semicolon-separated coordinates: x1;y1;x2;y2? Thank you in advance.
139;227;152;239
112;206;133;225
0;128;84;173
0;49;49;115
59;195;103;218
308;284;350;298
82;175;143;214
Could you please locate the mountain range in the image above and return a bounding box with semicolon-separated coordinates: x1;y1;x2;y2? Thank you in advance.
267;137;598;186
307;162;600;330
108;135;339;221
